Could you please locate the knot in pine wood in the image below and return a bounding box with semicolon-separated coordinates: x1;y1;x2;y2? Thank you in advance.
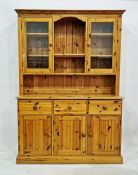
33;105;38;111
68;106;72;110
102;106;107;110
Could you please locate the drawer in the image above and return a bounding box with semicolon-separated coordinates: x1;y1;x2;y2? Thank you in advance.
18;100;52;114
54;100;86;114
89;100;122;115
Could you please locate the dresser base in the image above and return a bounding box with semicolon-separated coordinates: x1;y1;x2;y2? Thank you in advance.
16;155;123;164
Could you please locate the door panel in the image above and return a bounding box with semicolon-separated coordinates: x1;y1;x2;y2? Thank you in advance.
87;18;117;74
53;116;85;155
22;18;53;73
87;115;121;155
22;115;52;155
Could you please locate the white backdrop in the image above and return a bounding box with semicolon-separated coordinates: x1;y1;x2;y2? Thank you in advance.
0;0;138;174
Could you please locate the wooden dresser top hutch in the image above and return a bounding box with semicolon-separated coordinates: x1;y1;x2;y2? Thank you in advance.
15;9;125;164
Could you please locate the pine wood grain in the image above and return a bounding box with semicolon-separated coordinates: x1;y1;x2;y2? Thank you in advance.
16;10;124;164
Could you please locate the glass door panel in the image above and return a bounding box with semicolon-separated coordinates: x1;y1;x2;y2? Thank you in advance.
27;22;49;69
27;22;48;33
92;22;113;33
87;19;117;73
23;19;52;73
91;22;113;70
27;34;48;68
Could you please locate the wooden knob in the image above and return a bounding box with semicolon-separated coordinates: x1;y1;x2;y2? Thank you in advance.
89;33;92;38
88;132;93;137
68;106;72;110
81;133;86;137
48;133;51;137
102;106;107;110
33;105;38;111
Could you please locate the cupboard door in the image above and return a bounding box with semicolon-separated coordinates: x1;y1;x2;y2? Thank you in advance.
87;116;121;155
22;18;53;73
53;116;86;155
21;115;52;155
87;18;117;74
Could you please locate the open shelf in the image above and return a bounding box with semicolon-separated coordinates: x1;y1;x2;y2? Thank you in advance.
23;75;116;95
54;54;85;57
54;17;86;73
54;17;85;55
54;57;85;73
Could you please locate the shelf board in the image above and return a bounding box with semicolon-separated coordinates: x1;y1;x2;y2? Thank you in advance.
54;54;85;57
54;72;115;75
17;95;122;100
23;72;116;75
91;33;113;36
27;33;48;36
28;55;48;57
55;34;85;36
53;73;85;75
91;55;112;58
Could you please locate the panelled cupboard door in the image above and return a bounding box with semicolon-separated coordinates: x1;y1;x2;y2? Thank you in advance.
87;18;117;74
21;115;52;155
87;115;121;155
53;116;86;155
22;18;53;73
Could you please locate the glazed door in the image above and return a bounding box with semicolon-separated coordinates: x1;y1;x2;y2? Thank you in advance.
87;115;121;155
87;18;117;74
20;115;52;155
22;18;53;73
53;116;86;155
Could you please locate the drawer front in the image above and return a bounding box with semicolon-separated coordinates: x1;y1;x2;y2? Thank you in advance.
18;100;52;114
89;100;122;115
54;100;86;114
